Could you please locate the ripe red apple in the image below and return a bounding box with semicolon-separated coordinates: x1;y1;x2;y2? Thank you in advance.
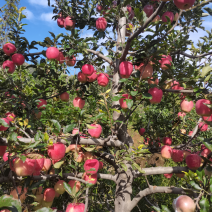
88;124;102;138
127;5;134;20
82;64;95;76
65;56;76;66
203;114;212;122
64;16;76;30
196;99;212;116
3;152;16;171
148;77;159;85
72;128;80;135
5;112;15;121
96;4;103;12
54;180;65;194
96;17;107;31
3;43;16;56
164;173;173;178
43;188;55;202
84;152;96;161
163;137;172;145
171;149;184;162
66;144;81;153
99;161;103;169
139;63;153;79
87;71;97;82
0;145;7;156
10;186;27;203
2;60;16;74
174;0;195;10
188;131;193;136
143;5;154;17
125;23;134;36
119;94;133;109
174;195;195;212
37;99;47;110
159;55;172;70
171;81;181;90
178;112;186;118
56;52;65;64
66;203;85;212
47;142;66;160
68;180;81;193
60;92;69;102
180;99;194;113
161;145;172;159
139;128;145;136
186;154;201;170
57;16;64;28
148;87;163;104
152;15;160;22
27;153;44;172
84;159;100;174
119;61;133;78
12;53;25;66
77;72;87;83
46;47;60;60
97;73;109;87
201;147;211;157
83;173;97;184
198;122;208;131
162;11;174;23
73;97;85;109
0;118;10;131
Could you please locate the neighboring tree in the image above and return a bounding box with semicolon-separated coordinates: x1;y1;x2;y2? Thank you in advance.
0;0;212;212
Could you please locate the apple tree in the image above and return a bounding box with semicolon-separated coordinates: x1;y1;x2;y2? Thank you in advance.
0;0;212;211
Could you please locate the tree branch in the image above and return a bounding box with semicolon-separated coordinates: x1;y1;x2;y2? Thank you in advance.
185;0;212;11
120;2;166;62
171;50;212;58
162;89;211;94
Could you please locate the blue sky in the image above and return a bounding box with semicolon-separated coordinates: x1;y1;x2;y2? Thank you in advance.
0;0;212;74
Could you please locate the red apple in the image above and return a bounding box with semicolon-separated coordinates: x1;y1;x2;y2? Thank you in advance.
56;52;65;64
174;0;195;10
88;124;102;138
97;73;109;87
68;180;81;193
46;47;60;60
162;11;174;23
66;203;85;212
148;77;159;85
180;99;194;113
42;158;52;171
96;17;107;31
148;87;163;104
37;99;47;110
64;16;76;30
77;72;87;83
119;94;133;109
87;71;98;82
127;5;134;20
201;147;211;157
5;112;15;121
152;15;160;22
139;63;153;79
10;187;27;203
198;122;208;132
57;16;64;28
73;97;85;109
12;53;25;66
164;173;173;178
65;56;76;66
72;128;80;135
171;149;184;162
186;154;201;170
83;173;97;184
84;159;99;174
174;195;195;212
139;128;145;136
60;92;69;102
203;114;212;122
188;131;193;136
102;7;111;16
0;145;6;156
143;5;154;17
66;144;81;153
2;60;15;74
47;142;66;160
119;61;133;78
43;188;55;202
171;81;181;90
54;180;65;194
82;64;95;76
99;161;103;169
96;4;103;12
178;112;186;118
0;118;10;131
159;55;172;70
27;153;44;172
161;145;172;159
196;99;212;116
163;137;172;146
3;43;16;56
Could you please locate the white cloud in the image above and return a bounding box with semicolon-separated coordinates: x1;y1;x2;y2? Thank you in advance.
28;0;55;7
23;9;34;20
40;12;55;22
